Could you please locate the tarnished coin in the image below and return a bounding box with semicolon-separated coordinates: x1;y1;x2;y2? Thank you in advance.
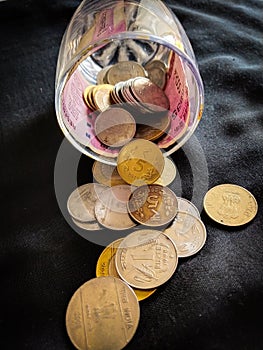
164;212;207;257
92;161;127;187
131;77;170;111
66;276;140;350
95;185;137;230
128;185;178;227
154;157;177;186
96;238;156;301
96;66;112;84
67;184;107;222
107;61;146;85
135;112;170;141
145;60;167;89
93;84;114;111
94;108;136;147
72;218;102;231
177;197;200;218
115;229;178;289
117;139;165;186
203;184;258;226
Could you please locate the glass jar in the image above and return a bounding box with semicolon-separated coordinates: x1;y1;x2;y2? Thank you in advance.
55;0;204;165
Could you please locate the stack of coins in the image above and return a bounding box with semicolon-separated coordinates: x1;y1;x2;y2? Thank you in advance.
83;60;172;151
66;142;210;349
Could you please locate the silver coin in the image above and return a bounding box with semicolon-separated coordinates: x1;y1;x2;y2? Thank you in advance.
71;218;102;231
177;197;200;218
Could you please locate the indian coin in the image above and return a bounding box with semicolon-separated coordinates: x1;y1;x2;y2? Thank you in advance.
154;157;177;186
145;60;167;72
177;197;200;218
93;84;114;111
145;60;167;89
164;211;207;258
72;218;102;231
92;161;127;187
94;107;136;147
128;184;178;227
96;65;112;84
83;85;97;111
131;77;170;111
117;139;165;186
107;61;146;85
95;185;137;230
203;184;258;226
96;238;156;301
115;229;178;289
135;112;171;141
67;183;107;222
66;276;140;350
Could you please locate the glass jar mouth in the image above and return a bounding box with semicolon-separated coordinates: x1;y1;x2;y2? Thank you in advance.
55;31;204;166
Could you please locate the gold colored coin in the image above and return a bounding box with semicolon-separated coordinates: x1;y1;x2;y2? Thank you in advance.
93;84;114;111
96;66;112;84
107;61;146;85
66;276;140;350
83;85;97;111
154;157;176;186
128;185;178;227
135;112;171;141
203;184;258;226
92;161;127;187
115;229;178;290
145;61;167;90
94;107;136;147
117;139;165;186
96;239;156;301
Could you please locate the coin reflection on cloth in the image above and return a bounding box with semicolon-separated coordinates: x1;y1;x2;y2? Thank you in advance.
66;277;140;350
164;211;207;258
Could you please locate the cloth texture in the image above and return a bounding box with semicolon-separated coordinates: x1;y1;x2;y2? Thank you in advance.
0;0;262;349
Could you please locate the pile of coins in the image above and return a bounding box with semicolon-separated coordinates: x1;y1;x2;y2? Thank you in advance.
66;140;211;349
83;60;172;150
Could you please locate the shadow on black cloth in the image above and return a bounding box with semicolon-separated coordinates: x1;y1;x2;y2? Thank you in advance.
0;0;262;349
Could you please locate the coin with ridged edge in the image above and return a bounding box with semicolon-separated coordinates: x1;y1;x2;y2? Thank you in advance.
203;184;258;226
117;139;165;186
96;238;156;301
66;276;140;350
115;229;178;289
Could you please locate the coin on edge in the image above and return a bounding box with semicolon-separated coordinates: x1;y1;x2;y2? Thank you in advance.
94;107;136;147
93;84;114;111
164;211;207;258
92;161;127;187
67;183;107;222
115;229;178;289
96;239;156;301
95;185;137;230
128;184;178;227
203;184;258;226
117;139;165;186
66;276;140;350
154;157;177;186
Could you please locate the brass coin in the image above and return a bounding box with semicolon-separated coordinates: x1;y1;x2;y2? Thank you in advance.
72;218;102;231
96;66;112;84
94;185;137;230
115;229;178;289
145;60;167;72
177;197;200;218
117;139;165;186
154;157;177;186
107;61;146;85
94;107;136;147
67;184;107;222
66;276;140;350
135;112;171;141
92;161;127;187
96;238;156;301
83;85;97;111
164;211;207;258
203;184;258;226
93;84;114;111
128;184;178;227
145;60;167;89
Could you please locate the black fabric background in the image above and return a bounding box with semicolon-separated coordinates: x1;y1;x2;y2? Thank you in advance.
0;0;262;349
